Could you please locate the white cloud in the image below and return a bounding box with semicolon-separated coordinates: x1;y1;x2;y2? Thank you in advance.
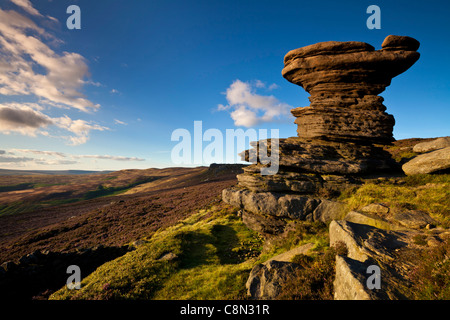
114;119;127;125
10;0;58;25
254;80;265;88
11;0;42;17
55;115;109;146
268;83;279;91
230;105;259;127
218;79;292;127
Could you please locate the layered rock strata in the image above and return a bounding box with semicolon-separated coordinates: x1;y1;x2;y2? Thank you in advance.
223;36;420;235
283;35;420;143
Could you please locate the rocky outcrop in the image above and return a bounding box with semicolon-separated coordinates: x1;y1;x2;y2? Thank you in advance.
223;188;345;236
223;35;420;236
402;146;450;175
330;205;449;300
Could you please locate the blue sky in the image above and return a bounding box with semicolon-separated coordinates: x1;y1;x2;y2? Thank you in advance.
0;0;449;170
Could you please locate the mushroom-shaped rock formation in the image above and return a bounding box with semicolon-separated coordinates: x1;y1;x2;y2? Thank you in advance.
282;35;420;143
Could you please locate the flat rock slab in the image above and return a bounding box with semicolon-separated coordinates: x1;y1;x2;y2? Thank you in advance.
264;242;315;265
402;146;450;175
413;136;450;153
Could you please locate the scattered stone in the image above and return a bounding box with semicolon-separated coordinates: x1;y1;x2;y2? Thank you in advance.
158;252;178;261
412;136;450;153
392;210;436;229
329;220;370;262
246;260;301;300
223;188;320;221
361;203;390;215
402;146;450;175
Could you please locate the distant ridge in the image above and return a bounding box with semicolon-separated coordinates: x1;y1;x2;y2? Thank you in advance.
0;169;113;176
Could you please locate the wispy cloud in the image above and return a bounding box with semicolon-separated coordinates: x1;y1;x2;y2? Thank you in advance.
218;79;292;127
75;155;145;162
3;149;146;167
0;155;33;163
10;0;58;22
12;149;67;158
114;119;127;125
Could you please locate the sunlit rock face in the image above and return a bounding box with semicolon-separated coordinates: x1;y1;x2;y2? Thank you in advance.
282;35;420;144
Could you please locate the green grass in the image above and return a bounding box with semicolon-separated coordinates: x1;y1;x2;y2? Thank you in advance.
338;174;450;227
50;204;263;300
